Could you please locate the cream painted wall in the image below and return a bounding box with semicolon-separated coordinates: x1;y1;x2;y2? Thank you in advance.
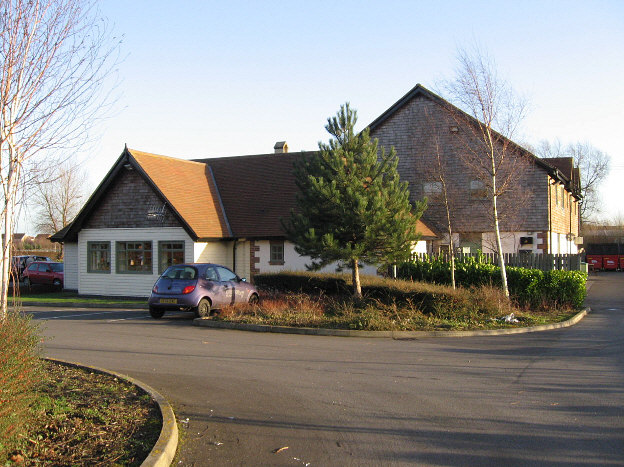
194;241;231;266
194;240;251;280
255;240;381;276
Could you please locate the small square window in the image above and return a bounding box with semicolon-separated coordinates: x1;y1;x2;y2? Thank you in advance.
470;180;487;199
270;241;285;265
423;181;442;197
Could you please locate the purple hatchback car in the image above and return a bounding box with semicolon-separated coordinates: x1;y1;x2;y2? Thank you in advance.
148;263;258;319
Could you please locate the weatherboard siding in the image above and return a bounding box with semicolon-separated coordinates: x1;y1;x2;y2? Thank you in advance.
63;243;79;291
77;227;193;297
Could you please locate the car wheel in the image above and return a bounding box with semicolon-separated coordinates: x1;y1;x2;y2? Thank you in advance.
149;307;165;319
248;293;259;305
195;298;211;318
53;279;62;287
23;277;31;287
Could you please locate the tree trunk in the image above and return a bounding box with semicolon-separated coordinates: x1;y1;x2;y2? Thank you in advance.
445;196;456;289
352;258;362;297
1;199;12;321
492;193;509;297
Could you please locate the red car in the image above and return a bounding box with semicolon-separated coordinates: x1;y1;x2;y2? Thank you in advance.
22;261;64;287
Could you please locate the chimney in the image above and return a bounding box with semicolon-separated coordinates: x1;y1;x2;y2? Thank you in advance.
274;141;288;154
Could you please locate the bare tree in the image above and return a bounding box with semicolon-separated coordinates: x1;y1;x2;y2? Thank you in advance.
441;47;529;298
33;160;85;235
536;140;610;222
0;0;119;319
422;107;458;288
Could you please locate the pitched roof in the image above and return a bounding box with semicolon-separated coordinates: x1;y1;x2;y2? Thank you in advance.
367;84;581;197
53;145;438;242
51;147;230;242
196;152;311;238
129;149;230;239
415;219;436;238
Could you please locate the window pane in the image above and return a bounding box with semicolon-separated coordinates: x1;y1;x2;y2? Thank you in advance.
116;241;152;273
216;266;237;282
423;181;442;196
158;241;185;273
88;242;110;273
270;242;284;262
162;265;196;280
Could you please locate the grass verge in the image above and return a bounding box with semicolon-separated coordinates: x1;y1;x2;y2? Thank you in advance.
10;289;145;306
3;360;161;465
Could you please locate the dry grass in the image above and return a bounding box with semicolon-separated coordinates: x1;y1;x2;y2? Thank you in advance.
3;361;161;466
215;279;576;331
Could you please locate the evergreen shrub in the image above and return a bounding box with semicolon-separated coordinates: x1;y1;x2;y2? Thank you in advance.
396;257;587;308
254;272;349;295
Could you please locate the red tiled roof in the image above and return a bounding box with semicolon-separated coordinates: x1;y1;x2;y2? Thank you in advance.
129;149;230;239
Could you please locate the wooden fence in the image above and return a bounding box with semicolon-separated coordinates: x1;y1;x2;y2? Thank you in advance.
411;252;582;272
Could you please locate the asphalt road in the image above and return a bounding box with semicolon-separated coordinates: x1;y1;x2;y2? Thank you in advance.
31;273;624;466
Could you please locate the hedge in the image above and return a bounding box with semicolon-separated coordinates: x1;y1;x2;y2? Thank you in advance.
397;257;587;308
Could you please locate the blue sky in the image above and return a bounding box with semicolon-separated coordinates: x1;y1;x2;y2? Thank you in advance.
20;0;624;232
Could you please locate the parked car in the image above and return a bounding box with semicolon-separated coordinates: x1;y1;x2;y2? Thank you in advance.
22;261;63;287
11;255;52;281
148;263;258;319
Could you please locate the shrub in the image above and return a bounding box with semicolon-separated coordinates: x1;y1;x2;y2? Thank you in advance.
254;271;349;295
0;312;43;457
397;258;587;309
542;270;587;309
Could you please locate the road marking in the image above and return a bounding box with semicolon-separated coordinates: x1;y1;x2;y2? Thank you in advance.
35;310;134;320
106;316;150;322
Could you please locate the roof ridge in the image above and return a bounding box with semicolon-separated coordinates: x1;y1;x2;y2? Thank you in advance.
128;148;208;166
193;150;316;163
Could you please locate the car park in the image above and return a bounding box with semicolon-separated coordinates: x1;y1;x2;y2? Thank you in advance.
22;261;63;287
148;263;259;319
11;255;52;281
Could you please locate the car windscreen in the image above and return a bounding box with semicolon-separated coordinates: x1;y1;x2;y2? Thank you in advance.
161;265;197;280
49;263;63;272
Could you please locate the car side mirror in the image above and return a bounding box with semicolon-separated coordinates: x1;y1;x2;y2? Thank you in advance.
240;277;247;282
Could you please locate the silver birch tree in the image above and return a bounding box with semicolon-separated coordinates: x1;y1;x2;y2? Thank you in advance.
0;0;119;319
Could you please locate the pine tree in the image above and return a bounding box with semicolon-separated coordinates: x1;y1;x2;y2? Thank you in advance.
284;103;426;296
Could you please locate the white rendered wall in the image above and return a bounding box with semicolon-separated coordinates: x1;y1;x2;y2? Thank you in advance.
481;232;542;254
549;232;578;254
